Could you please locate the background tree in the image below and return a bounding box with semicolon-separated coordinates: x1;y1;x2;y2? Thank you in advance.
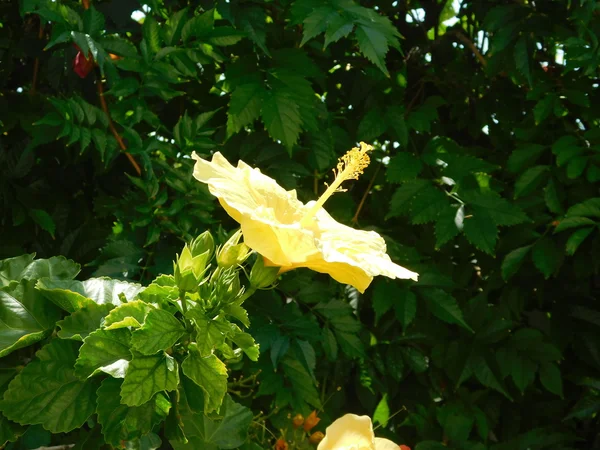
0;0;599;449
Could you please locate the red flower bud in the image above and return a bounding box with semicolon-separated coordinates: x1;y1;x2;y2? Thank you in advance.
399;446;411;450
73;50;94;78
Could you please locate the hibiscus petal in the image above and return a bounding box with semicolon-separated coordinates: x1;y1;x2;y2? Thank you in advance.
317;414;375;450
374;438;401;450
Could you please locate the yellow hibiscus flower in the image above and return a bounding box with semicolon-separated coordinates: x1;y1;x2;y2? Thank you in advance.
191;143;418;293
317;414;401;450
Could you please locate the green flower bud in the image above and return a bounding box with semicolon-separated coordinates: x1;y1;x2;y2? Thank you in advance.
190;230;215;261
216;230;251;268
249;256;279;289
214;267;243;304
174;233;213;292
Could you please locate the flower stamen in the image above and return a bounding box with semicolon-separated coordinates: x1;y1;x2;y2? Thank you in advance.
301;142;373;226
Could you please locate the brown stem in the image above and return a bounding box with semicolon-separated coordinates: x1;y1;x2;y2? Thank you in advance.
30;19;44;95
451;30;487;68
82;0;140;175
351;162;382;225
97;80;142;176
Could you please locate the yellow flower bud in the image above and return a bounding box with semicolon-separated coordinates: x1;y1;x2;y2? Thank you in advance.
309;431;324;445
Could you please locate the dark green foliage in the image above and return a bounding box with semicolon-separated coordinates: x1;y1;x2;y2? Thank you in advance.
1;0;600;449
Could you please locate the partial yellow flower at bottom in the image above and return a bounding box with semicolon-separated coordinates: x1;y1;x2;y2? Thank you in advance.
317;414;400;450
191;143;418;293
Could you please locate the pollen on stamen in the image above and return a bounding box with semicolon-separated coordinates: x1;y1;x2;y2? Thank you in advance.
331;142;373;185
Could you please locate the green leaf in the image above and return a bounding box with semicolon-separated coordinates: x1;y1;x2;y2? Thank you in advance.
539;362;563;397
74;328;132;378
386;153;423;183
29;209;56;237
300;6;337;47
394;289;417;329
0;255;80;286
131;309;186;355
0;254;34;287
419;288;473;332
565;395;600;420
372;280;394;323
57;303;115;341
566;155;588;181
437;404;475;443
83;6;105;36
514;36;532;85
0;414;25;445
410;186;448;224
322;326;338;361
99;35;138;57
415;442;447;450
501;245;531;281
0;340;98;433
121;351;180;407
507;144;546;173
223;305;250;328
532;237;562;279
208;27;246;46
174;394;252;449
463;207;498;255
357;109;387;142
261;89;302;153
96;378;171;446
0;280;62;358
544;179;564;214
143;16;162;54
435;205;464;249
373;394;390;427
355;24;390;77
386;106;409;147
387;179;430;218
226;82;265;136
104;300;155;330
533;94;555;124
182;10;215;43
469;353;512;400
240;8;270;56
497;348;537;393
231;327;260;362
402;346;429;373
566;198;600;218
566;227;594;255
37;277;144;312
186;310;229;356
324;15;354;48
181;343;227;414
163;7;189;46
514;165;549;198
463;190;529;226
281;356;322;408
555;216;597;233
